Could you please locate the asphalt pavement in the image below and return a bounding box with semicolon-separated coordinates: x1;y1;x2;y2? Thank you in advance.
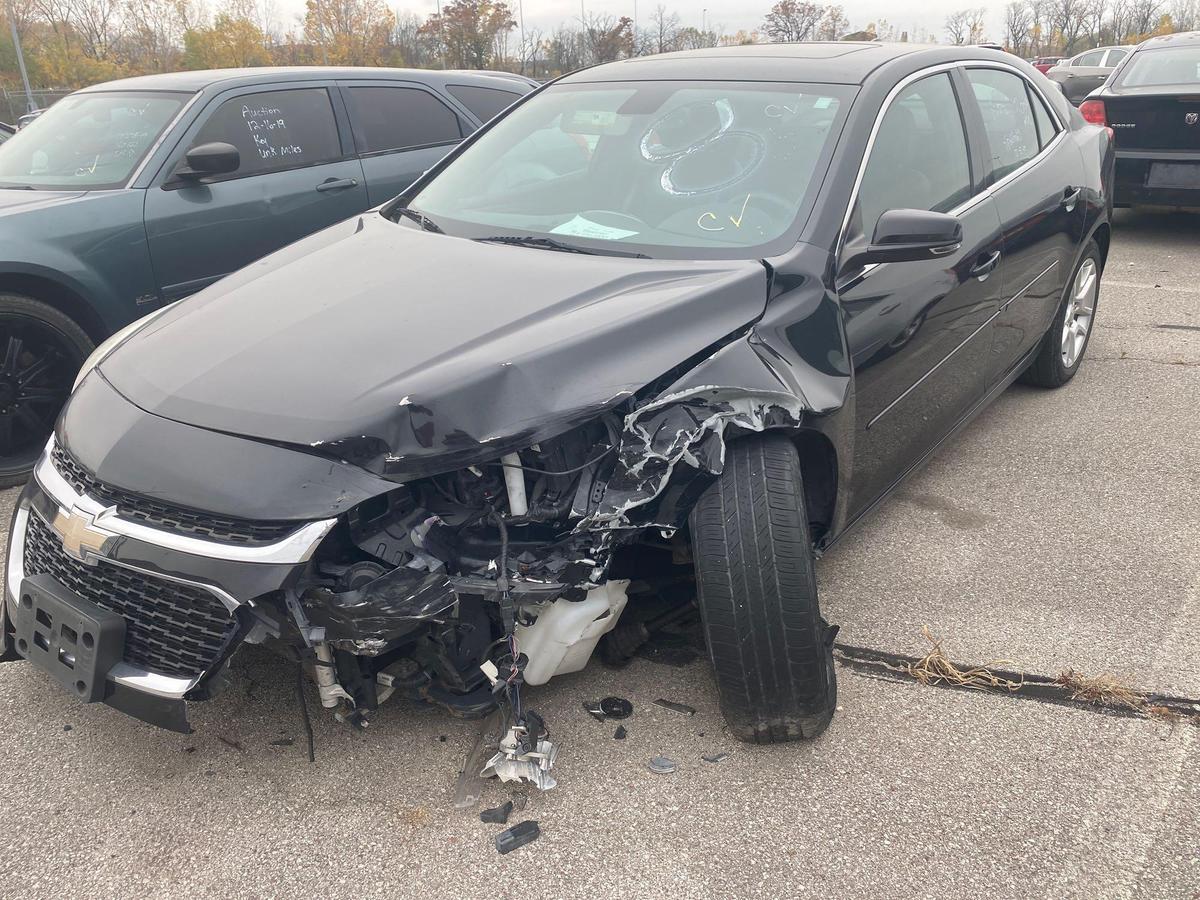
0;208;1196;899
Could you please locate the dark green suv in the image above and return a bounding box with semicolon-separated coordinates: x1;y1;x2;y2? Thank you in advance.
0;66;533;484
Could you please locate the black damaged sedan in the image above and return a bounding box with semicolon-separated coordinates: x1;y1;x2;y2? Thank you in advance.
3;43;1112;762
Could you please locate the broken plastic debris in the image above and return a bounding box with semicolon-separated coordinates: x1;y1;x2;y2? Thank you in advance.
647;755;677;774
481;721;558;791
702;752;728;763
613;725;627;740
584;695;633;721
653;698;696;716
495;820;540;855
600;696;633;719
480;800;514;825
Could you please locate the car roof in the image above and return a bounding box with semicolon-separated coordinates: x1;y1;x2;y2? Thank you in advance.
557;42;1021;85
1137;30;1200;49
75;66;529;95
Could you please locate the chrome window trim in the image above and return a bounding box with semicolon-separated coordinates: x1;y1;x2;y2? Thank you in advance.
35;440;336;567
5;505;201;699
837;59;1067;264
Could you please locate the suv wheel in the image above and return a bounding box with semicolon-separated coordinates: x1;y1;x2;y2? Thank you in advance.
688;434;837;743
0;294;94;487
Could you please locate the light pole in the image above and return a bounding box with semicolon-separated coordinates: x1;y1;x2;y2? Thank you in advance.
5;0;37;114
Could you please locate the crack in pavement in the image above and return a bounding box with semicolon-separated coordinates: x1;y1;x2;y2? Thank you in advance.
833;643;1200;725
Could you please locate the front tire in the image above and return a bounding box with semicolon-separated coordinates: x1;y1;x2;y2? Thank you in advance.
1020;242;1101;388
688;434;837;744
0;294;94;487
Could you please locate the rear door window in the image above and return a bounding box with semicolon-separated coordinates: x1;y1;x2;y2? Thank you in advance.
1028;86;1060;149
447;84;523;123
1104;48;1129;67
190;87;343;178
1074;50;1105;67
967;69;1041;180
343;86;462;154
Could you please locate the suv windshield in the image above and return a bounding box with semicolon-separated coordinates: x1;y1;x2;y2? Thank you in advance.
404;80;852;259
0;91;186;190
1115;47;1200;87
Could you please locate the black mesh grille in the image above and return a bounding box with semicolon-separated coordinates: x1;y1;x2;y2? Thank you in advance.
23;512;238;679
51;442;299;545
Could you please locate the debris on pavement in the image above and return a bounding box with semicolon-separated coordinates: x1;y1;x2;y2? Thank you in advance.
702;752;728;763
600;696;633;719
495;820;540;855
510;790;528;813
584;695;634;721
654;699;696;716
614;725;627;740
907;626;1023;692
1057;669;1144;711
480;800;514;825
481;710;558;791
647;755;677;774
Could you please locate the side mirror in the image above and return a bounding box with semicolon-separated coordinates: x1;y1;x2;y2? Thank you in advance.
841;209;963;273
175;142;240;181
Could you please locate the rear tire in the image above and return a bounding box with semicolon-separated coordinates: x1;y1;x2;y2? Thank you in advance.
1020;242;1101;388
0;294;93;488
688;434;837;744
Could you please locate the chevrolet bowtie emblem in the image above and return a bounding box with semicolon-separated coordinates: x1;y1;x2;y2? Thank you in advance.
51;506;116;562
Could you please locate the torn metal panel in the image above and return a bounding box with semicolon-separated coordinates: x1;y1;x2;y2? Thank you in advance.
583;385;808;530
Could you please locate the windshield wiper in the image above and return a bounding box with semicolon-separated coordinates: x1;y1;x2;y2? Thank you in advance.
391;206;443;234
0;183;35;190
474;235;649;259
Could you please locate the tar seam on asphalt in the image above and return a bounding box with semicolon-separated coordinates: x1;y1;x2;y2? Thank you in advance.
832;643;1200;724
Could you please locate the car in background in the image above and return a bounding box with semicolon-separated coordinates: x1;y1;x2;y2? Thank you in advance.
1031;56;1064;74
1079;31;1200;208
0;122;13;144
1;44;1112;747
1047;46;1131;103
0;66;534;486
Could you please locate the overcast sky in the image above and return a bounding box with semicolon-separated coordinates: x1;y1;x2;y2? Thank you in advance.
275;0;1005;47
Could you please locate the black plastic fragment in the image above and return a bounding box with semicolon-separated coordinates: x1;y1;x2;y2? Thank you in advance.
582;700;606;721
495;820;540;854
613;725;627;740
654;698;696;716
480;800;514;825
600;696;633;719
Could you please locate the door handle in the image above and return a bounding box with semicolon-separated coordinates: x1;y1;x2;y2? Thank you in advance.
1062;186;1082;212
316;177;358;193
970;250;1001;281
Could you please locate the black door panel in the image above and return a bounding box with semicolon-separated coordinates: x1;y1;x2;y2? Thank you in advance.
841;197;1004;514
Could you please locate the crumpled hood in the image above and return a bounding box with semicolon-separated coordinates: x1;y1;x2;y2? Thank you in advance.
100;213;769;476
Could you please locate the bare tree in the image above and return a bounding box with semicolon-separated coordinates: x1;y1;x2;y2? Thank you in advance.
1005;0;1034;52
817;4;847;39
762;0;824;42
945;8;970;43
647;4;679;53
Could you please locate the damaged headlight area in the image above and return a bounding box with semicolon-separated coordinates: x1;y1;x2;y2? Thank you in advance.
283;385;806;789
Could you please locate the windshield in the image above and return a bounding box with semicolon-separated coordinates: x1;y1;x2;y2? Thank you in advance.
404;81;852;259
0;91;186;190
1115;47;1200;87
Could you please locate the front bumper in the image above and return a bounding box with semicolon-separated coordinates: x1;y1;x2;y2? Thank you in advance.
2;442;335;731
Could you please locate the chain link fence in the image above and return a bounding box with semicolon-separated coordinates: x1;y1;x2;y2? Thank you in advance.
1;88;71;125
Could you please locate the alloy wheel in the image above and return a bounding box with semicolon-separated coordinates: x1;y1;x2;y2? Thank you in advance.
0;317;81;472
1061;258;1097;368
